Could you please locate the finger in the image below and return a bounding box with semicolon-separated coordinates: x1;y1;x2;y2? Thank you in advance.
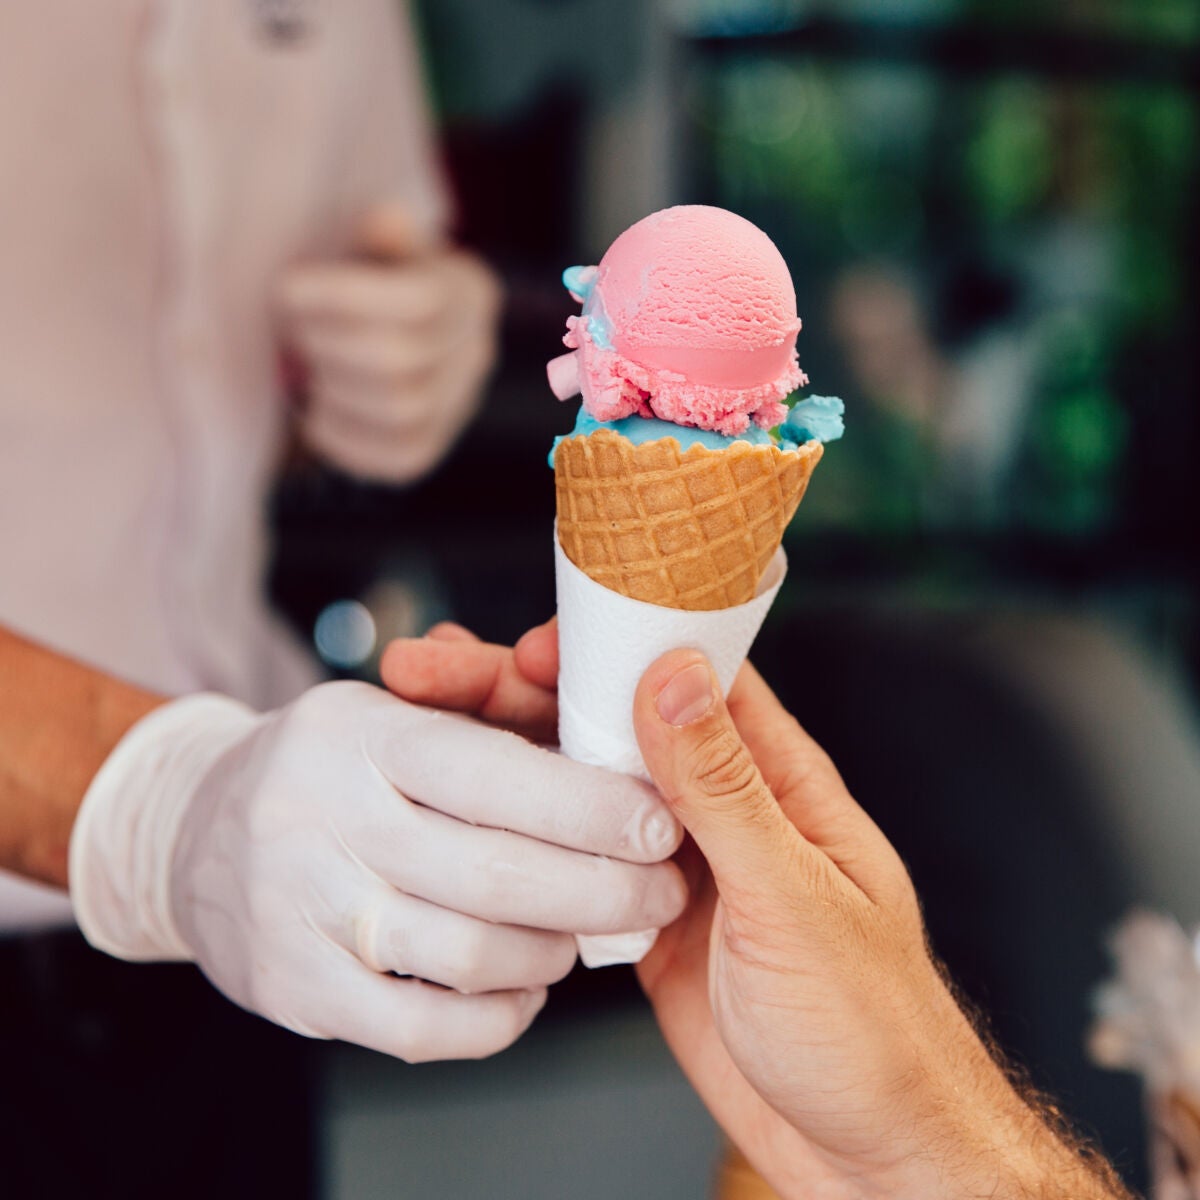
290;314;481;387
353;889;577;994
362;802;687;935
355;204;441;262
308;363;437;428
727;663;908;902
513;618;559;692
633;650;825;904
299;402;444;484
635;840;715;998
380;635;558;744
322;965;546;1063
280;261;455;327
366;709;681;864
298;359;483;484
283;250;500;331
301;331;493;439
425;622;479;644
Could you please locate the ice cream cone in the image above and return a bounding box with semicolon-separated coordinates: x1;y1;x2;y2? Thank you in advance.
548;206;840;970
554;429;822;611
554;530;787;967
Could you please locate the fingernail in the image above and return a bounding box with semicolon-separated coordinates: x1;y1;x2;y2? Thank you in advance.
655;662;715;727
633;806;680;860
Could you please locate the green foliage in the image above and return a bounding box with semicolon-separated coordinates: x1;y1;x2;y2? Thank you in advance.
964;82;1053;224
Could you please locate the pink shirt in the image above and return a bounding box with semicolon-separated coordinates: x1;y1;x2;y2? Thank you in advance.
0;0;448;925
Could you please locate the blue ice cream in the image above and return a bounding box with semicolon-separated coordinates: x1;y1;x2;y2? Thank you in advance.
778;395;845;448
550;396;844;466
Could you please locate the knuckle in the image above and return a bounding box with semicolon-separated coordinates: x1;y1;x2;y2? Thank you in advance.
441;924;496;992
774;754;823;803
689;726;760;801
295;678;369;714
282;680;378;737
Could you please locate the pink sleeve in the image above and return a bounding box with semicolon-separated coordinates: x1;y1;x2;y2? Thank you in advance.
331;0;453;242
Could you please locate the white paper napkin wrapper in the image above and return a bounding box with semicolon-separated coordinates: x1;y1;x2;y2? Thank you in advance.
554;525;787;967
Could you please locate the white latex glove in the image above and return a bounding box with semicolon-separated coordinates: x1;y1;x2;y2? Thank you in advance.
278;205;502;484
70;682;684;1062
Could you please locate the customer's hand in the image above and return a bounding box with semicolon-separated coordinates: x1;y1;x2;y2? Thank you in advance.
380;621;1130;1196
632;649;1132;1200
70;673;683;1063
278;204;501;483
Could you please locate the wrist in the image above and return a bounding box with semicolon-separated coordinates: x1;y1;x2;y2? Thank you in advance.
69;693;260;962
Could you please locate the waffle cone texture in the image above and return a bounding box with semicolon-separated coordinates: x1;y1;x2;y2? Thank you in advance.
554;428;822;611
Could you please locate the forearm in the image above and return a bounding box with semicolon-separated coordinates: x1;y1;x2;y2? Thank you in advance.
907;977;1137;1200
0;626;162;887
1014;1117;1135;1200
941;1083;1135;1200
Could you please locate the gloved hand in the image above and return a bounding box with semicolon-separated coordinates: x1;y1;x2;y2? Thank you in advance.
70;680;684;1062
380;621;661;968
277;204;501;483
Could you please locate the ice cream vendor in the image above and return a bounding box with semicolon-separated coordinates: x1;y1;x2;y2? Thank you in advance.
0;4;684;1193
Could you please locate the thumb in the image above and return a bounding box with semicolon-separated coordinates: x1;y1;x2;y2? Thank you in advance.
354;204;440;264
633;650;805;900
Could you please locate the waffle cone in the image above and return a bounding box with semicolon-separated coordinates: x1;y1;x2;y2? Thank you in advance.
554;428;821;611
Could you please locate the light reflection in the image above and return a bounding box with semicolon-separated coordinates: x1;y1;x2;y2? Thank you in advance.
313;600;377;669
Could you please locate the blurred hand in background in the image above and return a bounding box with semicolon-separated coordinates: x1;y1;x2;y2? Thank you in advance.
278;203;502;483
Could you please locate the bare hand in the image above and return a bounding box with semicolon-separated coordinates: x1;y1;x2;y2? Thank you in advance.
632;649;1131;1199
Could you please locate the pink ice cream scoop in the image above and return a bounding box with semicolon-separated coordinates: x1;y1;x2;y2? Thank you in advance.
546;205;807;436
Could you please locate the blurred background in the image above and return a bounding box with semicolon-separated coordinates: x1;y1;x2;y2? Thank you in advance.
45;0;1189;1194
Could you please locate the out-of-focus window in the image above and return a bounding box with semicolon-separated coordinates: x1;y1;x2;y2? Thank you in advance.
673;2;1198;565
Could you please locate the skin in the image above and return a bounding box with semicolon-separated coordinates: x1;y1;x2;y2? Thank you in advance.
383;620;1133;1200
0;625;162;886
0;613;1136;1195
